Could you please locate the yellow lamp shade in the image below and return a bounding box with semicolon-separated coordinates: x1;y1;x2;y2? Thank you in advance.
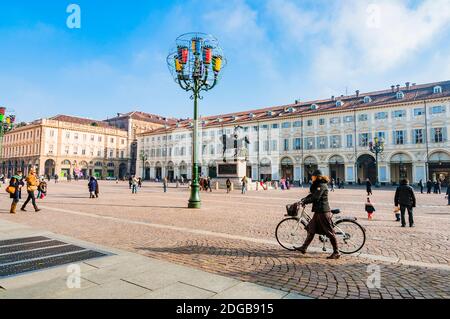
175;58;182;72
212;56;222;72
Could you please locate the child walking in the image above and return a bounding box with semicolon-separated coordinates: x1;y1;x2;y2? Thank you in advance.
365;197;376;220
37;178;47;199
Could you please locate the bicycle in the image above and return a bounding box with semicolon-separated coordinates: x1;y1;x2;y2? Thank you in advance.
275;204;366;254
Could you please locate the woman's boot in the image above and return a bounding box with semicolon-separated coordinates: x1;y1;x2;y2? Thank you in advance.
327;236;341;259
10;202;17;214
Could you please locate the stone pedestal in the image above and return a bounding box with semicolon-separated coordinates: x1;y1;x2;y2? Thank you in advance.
212;158;254;190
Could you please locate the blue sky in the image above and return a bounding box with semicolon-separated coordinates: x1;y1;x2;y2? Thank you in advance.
1;0;450;122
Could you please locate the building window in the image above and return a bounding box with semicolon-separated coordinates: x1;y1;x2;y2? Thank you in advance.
396;91;405;99
65;132;70;139
432;128;446;143
293;138;302;150
359;133;370;147
363;96;372;103
319;118;325;126
271;140;278;151
317;136;327;149
376;132;386;142
210;145;215;155
413;129;424;144
344;116;354;123
330;135;341;148
282;122;291;129
358;114;368;122
330;117;340;125
82;149;86;155
307;120;313;127
98;136;102;142
74;133;78;140
73;146;78;155
271;124;279;129
283;139;289;151
292;121;301;128
414;108;425;116
346;135;353;148
393;130;406;145
375;112;388;120
433;86;442;94
305;137;315;150
393;110;406;118
431;106;446;115
263;141;269;152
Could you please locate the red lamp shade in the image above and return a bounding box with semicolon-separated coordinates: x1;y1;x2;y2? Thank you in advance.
0;107;5;116
203;46;212;64
178;46;188;64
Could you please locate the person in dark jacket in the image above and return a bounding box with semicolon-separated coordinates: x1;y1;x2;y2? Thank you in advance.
366;178;372;196
394;179;416;228
446;186;450;205
296;170;340;260
88;176;98;198
418;179;424;194
426;180;433;194
8;171;24;214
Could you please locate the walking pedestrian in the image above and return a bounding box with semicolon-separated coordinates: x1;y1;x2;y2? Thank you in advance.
128;176;133;189
207;177;212;192
20;168;41;212
418;179;424;194
54;174;59;184
433;180;438;194
138;177;142;188
226;178;232;193
365;197;376;220
446;186;450;206
241;176;248;194
437;180;442;194
37;178;47;199
131;176;138;194
330;179;335;192
94;177;100;198
88;176;98;198
7;171;24;214
295;170;340;260
394;179;416;228
426;179;433;194
366;178;373;196
163;176;168;193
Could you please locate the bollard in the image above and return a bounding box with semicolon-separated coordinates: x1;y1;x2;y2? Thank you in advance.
215;182;219;190
256;181;259;191
176;182;179;188
231;182;234;191
274;181;279;190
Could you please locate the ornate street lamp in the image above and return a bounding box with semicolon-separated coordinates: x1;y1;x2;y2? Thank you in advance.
139;150;148;180
167;32;226;209
0;107;16;166
369;136;384;187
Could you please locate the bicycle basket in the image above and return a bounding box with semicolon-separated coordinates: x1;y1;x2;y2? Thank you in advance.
286;203;300;217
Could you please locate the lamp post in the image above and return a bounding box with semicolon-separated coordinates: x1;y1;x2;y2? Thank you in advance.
369;137;384;187
0;107;16;175
167;32;226;209
140;150;148;180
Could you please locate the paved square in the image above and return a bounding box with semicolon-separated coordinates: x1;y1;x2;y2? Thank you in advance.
0;181;449;299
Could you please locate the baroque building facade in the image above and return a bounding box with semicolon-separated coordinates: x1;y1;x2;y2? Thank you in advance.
136;81;450;186
1;115;129;179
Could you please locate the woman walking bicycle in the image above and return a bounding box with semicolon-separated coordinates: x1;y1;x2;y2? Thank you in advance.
295;170;340;259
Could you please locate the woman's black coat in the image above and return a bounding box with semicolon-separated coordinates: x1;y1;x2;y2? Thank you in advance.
301;178;331;213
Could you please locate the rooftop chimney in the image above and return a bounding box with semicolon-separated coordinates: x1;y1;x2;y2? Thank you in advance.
331;95;335;101
396;84;400;92
356;90;360;98
406;82;410;90
391;85;395;93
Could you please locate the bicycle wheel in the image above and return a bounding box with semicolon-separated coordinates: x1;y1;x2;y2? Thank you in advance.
334;219;366;254
275;218;307;251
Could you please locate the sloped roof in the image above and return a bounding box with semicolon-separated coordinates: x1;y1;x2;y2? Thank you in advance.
49;115;121;129
140;80;450;136
106;111;179;125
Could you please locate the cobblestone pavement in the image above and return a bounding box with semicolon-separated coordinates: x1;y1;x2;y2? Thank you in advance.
1;181;449;299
